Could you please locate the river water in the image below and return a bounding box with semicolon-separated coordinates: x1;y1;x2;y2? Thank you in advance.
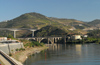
24;44;100;65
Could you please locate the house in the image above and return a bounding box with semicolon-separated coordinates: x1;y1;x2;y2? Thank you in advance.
71;35;82;40
0;37;7;41
83;35;88;38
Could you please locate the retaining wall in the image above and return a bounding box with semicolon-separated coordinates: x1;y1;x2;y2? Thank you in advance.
0;43;24;54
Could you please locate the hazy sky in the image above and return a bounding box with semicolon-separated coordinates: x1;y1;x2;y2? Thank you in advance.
0;0;100;22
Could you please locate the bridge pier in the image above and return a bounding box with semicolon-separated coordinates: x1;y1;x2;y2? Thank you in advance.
64;36;66;44
48;38;49;44
54;38;58;43
30;30;35;37
13;30;16;38
0;28;38;38
10;30;19;38
29;29;37;37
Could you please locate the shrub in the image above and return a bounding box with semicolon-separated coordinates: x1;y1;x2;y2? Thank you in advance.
33;41;40;46
7;34;14;39
40;43;44;46
19;48;25;51
9;53;12;56
24;40;44;48
16;48;19;51
24;42;34;48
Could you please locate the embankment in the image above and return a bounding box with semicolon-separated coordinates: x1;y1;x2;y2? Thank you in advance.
11;46;48;63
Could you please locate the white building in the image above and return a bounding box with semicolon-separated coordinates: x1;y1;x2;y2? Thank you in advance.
83;35;88;38
0;37;7;41
71;35;82;40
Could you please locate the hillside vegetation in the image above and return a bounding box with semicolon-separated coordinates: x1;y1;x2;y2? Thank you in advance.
0;12;92;37
87;30;100;38
88;19;100;27
34;25;67;37
0;12;89;29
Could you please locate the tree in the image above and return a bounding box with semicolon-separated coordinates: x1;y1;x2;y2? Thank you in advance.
7;34;14;39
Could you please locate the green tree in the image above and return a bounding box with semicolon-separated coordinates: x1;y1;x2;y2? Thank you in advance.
7;34;14;39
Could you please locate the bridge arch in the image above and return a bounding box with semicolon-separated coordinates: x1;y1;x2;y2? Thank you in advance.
17;37;63;44
29;38;36;41
40;39;51;44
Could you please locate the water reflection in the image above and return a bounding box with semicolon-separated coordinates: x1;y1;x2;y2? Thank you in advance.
75;44;82;55
24;44;100;65
45;44;62;51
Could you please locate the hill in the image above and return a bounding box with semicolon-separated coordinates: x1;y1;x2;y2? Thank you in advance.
88;19;100;27
87;29;100;38
49;17;90;29
34;25;67;37
0;12;90;29
0;12;91;37
1;12;53;28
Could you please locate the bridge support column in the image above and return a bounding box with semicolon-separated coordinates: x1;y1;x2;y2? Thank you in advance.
13;30;16;38
11;30;18;38
64;36;66;44
29;29;37;37
52;38;54;44
54;38;57;43
8;29;20;38
32;31;35;37
47;38;49;44
38;39;41;43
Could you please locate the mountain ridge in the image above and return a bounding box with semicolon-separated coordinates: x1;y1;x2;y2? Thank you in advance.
88;19;100;27
0;12;92;30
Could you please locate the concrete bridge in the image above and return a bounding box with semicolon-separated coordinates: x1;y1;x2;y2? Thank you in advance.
18;37;64;44
0;28;38;38
0;28;67;44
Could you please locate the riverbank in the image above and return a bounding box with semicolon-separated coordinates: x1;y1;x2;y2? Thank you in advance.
11;45;48;63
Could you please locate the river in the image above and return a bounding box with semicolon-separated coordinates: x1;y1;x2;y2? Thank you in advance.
24;44;100;65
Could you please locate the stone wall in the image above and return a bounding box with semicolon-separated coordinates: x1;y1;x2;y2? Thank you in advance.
0;43;24;54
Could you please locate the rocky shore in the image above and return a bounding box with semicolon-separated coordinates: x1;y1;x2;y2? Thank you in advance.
11;46;48;64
